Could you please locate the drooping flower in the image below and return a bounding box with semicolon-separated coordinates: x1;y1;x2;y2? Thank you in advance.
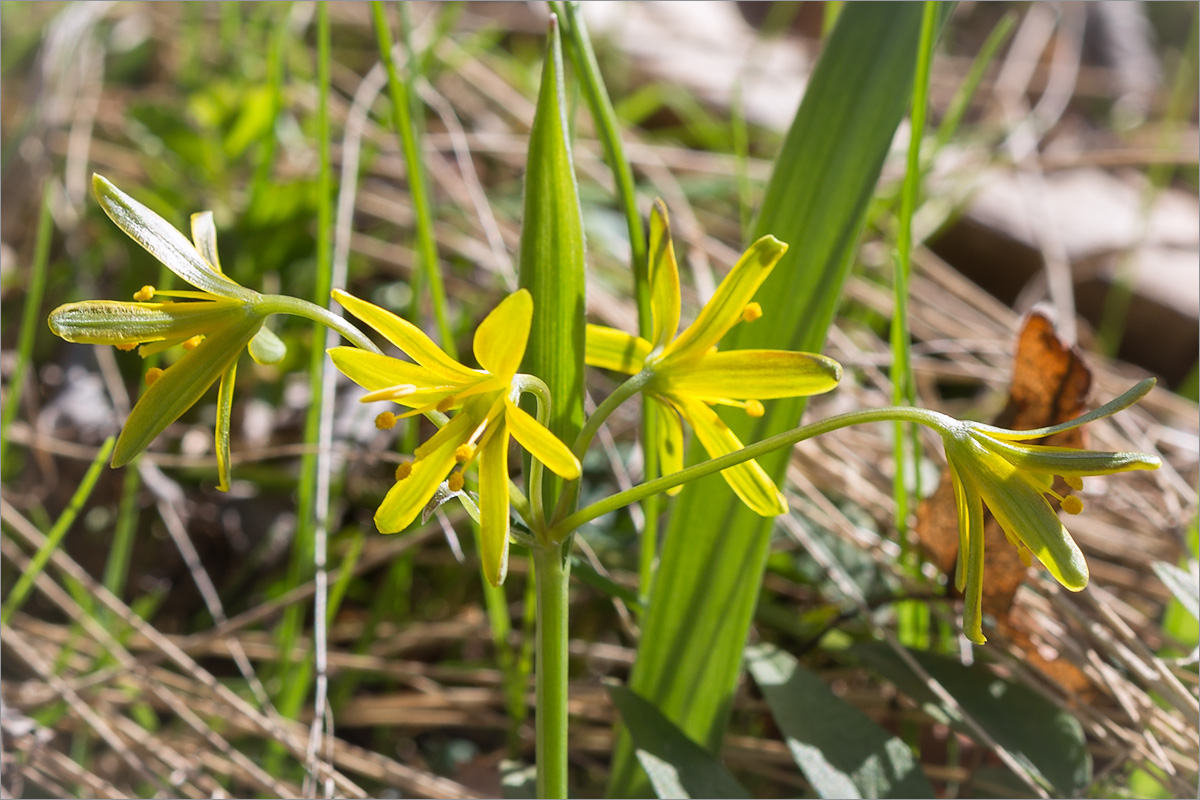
48;175;285;490
585;201;843;516
328;288;581;586
930;378;1161;644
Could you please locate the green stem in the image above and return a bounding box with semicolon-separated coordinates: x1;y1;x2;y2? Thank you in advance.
532;542;570;799
517;375;556;537
550;406;947;539
258;294;381;354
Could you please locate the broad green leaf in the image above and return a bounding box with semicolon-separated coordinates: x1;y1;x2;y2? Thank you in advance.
608;685;748;800
1152;560;1199;622
852;643;1091;797
517;15;585;505
610;5;950;795
746;644;934;799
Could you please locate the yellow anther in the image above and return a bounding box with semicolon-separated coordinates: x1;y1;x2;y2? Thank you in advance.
115;342;139;352
133;285;155;302
1017;544;1032;568
395;462;413;481
436;396;456;413
448;472;465;492
742;302;763;323
1063;475;1083;491
454;444;475;464
375;412;397;430
745;399;765;418
145;367;164;386
1061;495;1084;515
182;335;204;350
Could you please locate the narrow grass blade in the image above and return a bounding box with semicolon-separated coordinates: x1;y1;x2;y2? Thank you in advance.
0;184;53;467
608;684;748;800
3;437;115;624
1153;561;1199;623
746;644;934;799
518;14;586;497
610;5;946;794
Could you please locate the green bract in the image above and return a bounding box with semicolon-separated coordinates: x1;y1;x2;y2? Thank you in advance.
931;378;1162;644
586;202;843;516
328;288;581;587
48;174;284;490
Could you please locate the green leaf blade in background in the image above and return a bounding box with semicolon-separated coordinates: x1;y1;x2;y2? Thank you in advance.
851;643;1092;797
517;14;586;465
609;4;951;795
746;644;935;799
608;685;749;800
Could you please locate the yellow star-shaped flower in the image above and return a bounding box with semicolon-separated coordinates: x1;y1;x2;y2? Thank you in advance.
329;289;581;586
585;202;842;516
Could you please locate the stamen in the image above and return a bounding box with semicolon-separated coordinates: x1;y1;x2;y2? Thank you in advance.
745;399;765;418
447;472;465;493
182;335;204;350
1061;495;1084;515
1063;475;1083;491
455;444;475;464
742;302;763;323
134;285;155;302
362;384;417;403
375;412;397;430
395;461;413;481
436;395;456;413
1016;543;1032;568
145;367;164;386
115;342;139;352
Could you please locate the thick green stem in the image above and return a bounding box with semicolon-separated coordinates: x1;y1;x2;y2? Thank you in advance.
550;406;947;539
533;542;571;799
257;294;381;354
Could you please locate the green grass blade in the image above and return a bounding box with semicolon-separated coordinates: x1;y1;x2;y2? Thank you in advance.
371;0;454;357
518;14;586;494
3;437;115;624
0;183;53;467
609;5;945;795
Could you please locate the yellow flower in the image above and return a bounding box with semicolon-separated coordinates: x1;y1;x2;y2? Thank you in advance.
585;202;842;516
328;288;581;586
933;378;1161;644
48;175;284;490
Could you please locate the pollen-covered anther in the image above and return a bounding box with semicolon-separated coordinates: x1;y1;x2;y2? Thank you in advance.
744;399;765;418
454;444;475;464
145;367;164;386
436;396;456;413
1064;475;1083;491
182;335;204;350
394;461;413;481
115;342;139;352
742;302;763;323
1061;495;1084;515
375;411;397;430
447;472;465;493
133;285;155;302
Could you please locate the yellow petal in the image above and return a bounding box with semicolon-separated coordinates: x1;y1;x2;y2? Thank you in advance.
651;398;684;495
658;350;842;401
375;410;477;533
332;289;479;384
972;432;1160;477
478;415;511;586
585;325;651;374
474;289;532;379
674;396;787;516
92;175;250;300
953;459;987;645
503;397;581;480
949;462;969;594
648;200;681;351
215;360;237;492
190;211;223;273
328;346;462;408
112;317;261;467
957;437;1089;591
661;234;787;362
49;300;247;346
